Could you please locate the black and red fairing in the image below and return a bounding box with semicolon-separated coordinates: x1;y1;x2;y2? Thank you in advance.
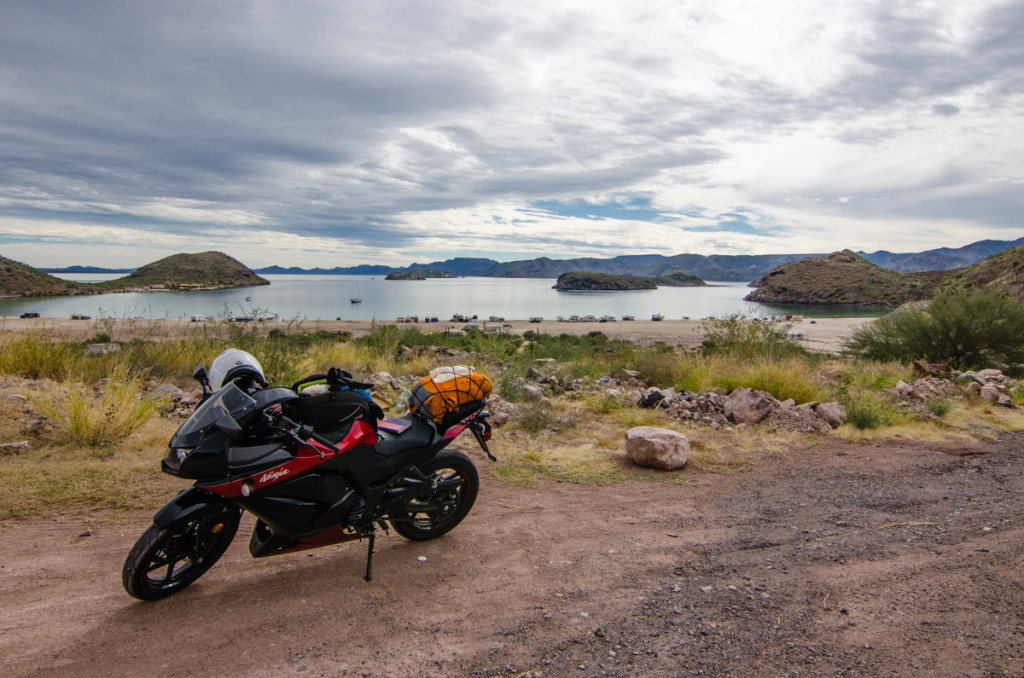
201;420;378;498
162;384;300;479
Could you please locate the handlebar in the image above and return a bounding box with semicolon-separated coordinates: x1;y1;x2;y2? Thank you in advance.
263;409;340;456
298;425;341;455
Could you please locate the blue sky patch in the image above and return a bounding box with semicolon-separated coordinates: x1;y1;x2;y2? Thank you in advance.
530;196;664;222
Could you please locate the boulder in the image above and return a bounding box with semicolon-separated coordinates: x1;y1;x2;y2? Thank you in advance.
625;427;690;470
520;383;544;401
912;359;934;378
724;387;774;425
980;384;1002;403
895;380;916;398
813;402;847;429
977;368;1007;385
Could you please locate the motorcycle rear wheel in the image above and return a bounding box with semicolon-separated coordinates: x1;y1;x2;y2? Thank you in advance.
390;450;479;541
122;504;240;600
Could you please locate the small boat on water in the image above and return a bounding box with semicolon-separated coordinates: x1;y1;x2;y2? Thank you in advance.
652;313;664;321
350;282;362;303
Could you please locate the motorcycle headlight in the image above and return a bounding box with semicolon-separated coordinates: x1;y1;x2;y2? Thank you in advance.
174;447;192;463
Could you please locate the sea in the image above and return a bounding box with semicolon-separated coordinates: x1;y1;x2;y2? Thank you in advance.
0;274;880;322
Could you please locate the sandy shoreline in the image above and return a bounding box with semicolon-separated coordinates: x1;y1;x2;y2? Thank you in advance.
0;315;876;352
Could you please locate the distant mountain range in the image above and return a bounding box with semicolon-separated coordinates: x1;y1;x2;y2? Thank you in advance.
39;238;1024;283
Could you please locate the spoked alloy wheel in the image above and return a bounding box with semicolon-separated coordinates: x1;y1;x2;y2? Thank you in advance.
390;450;479;541
122;504;240;601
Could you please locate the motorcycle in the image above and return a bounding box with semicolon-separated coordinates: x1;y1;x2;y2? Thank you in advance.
122;358;494;601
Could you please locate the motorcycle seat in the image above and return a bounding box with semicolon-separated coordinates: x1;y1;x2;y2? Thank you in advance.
373;413;435;457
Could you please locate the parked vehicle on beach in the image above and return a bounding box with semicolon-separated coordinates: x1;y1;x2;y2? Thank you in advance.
122;351;494;600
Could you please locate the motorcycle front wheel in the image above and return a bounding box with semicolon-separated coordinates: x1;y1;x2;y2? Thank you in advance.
390;450;479;541
122;503;241;600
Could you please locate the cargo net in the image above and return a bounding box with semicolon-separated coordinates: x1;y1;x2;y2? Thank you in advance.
408;365;492;424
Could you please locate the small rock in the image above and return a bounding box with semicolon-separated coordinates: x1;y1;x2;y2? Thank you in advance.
895;380;916;398
0;440;29;455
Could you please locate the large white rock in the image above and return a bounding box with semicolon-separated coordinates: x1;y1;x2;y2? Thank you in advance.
625;426;690;470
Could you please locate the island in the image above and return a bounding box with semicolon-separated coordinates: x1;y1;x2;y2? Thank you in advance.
553;271;657;291
648;269;707;287
385;268;456;280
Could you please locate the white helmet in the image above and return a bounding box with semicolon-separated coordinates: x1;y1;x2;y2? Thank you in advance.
208;349;267;391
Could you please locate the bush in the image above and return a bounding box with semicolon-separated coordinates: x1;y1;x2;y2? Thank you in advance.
845;289;1024;374
700;315;805;361
32;368;157;448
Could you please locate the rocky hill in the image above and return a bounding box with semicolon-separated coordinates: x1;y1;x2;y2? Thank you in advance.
553;271;657;291
744;250;946;308
98;252;268;291
0;255;94;296
0;251;267;297
941;245;1024;299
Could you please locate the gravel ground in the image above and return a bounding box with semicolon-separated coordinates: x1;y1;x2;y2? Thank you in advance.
2;432;1022;677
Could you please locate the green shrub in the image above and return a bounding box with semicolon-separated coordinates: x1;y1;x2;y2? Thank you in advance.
925;397;952;417
845;289;1024;374
846;403;884;430
842;392;903;430
700;315;805;361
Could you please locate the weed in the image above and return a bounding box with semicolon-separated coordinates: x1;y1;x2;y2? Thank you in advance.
31;368;159;447
925;397;952;417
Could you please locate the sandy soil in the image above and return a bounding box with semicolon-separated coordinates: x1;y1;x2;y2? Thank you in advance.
0;315;874;352
2;432;1022;677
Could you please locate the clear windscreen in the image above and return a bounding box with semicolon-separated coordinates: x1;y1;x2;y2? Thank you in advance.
170;384;257;448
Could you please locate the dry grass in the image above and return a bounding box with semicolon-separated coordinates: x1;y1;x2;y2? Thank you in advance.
3;324;1024;519
29;368;163;448
0;411;180;519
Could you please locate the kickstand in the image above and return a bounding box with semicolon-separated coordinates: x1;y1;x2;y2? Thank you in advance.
364;530;375;582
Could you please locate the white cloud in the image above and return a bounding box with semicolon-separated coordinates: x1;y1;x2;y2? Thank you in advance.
0;0;1021;268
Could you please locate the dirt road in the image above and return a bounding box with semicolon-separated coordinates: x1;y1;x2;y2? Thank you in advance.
2;432;1022;677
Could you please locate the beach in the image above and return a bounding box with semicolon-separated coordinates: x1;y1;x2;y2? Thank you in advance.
0;315;876;353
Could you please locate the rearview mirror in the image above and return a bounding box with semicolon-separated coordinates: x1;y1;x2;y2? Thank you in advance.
193;362;212;399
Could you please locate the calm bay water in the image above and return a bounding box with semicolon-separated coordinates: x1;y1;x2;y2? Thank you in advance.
0;274;880;321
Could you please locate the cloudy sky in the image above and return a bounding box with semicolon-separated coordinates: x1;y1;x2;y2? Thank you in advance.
1;0;1022;269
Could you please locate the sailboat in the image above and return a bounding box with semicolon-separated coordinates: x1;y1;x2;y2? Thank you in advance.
350;281;362;304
